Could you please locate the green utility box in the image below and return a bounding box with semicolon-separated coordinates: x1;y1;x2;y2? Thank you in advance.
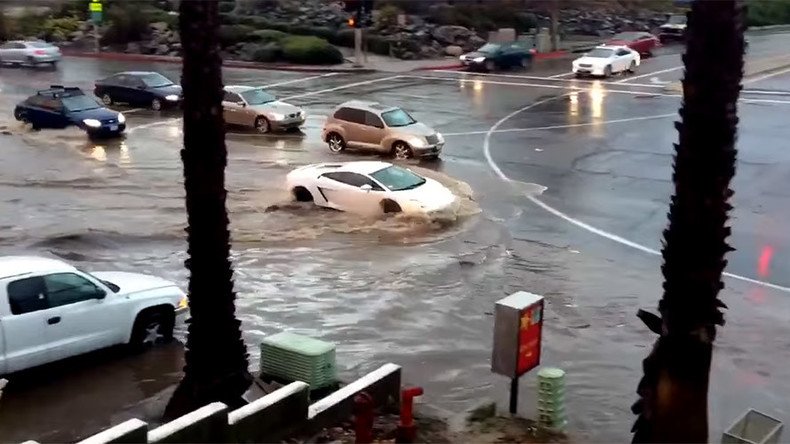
260;332;337;390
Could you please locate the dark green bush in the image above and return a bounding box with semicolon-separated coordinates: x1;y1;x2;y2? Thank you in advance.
219;1;236;13
144;8;179;28
0;12;8;41
747;0;790;26
281;35;343;64
42;16;82;42
251;29;288;43
218;24;256;47
101;5;151;44
250;42;282;62
365;34;391;56
53;0;90;20
331;28;356;47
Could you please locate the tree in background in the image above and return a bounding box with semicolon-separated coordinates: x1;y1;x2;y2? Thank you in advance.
0;11;7;41
164;0;252;420
631;0;745;442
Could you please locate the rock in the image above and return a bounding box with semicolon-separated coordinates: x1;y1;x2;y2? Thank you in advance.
150;21;170;33
432;25;472;45
156;44;170;55
444;45;463;56
69;30;85;41
420;45;441;58
125;42;141;53
468;34;486;49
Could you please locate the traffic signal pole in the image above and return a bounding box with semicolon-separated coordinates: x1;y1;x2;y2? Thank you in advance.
354;27;363;67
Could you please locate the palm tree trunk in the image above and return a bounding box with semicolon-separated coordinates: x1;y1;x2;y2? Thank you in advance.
631;1;745;442
164;0;251;420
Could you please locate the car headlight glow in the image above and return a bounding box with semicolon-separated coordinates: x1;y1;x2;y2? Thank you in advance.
165;94;179;101
83;119;101;128
411;137;428;148
473;56;485;63
270;112;285;121
178;295;189;310
117;113;125;123
436;132;444;143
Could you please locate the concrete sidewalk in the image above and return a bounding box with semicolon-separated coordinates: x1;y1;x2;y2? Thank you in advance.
664;53;790;92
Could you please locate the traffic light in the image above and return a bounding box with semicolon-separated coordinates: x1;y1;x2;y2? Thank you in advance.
344;0;373;28
347;13;357;28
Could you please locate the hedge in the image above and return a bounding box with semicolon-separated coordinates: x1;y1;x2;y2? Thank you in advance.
219;24;256;47
747;0;790;26
281;35;343;64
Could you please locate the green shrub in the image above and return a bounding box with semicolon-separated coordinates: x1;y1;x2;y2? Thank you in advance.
376;4;402;29
366;34;391;56
281;35;343;65
251;29;288;43
747;0;790;26
219;1;236;13
250;42;282;62
144;8;179;28
41;16;81;42
53;0;90;20
331;28;356;47
101;5;151;44
289;25;337;41
218;24;256;47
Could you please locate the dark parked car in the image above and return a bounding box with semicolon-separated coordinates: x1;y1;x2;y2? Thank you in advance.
94;71;182;110
460;42;533;72
13;85;126;137
605;31;661;56
658;14;687;43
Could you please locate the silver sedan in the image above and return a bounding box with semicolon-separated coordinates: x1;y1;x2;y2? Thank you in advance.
0;40;61;67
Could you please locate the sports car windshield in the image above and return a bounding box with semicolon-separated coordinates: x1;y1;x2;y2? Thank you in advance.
370;166;426;191
587;48;614;58
62;95;101;112
477;43;501;53
141;73;174;88
381;108;416;127
241;89;276;105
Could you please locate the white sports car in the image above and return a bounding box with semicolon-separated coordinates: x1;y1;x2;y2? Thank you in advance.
286;161;457;216
572;45;640;78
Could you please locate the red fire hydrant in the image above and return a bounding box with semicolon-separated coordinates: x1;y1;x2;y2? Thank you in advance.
354;392;375;444
396;387;424;443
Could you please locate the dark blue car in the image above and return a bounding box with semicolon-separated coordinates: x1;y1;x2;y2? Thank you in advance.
14;85;126;137
459;42;534;72
94;71;183;111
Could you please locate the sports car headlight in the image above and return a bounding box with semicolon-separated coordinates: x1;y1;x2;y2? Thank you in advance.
165;94;179;101
473;56;485;63
177;295;189;310
436;132;444;143
83;119;101;128
117;113;126;123
270;112;285;121
411;137;428;148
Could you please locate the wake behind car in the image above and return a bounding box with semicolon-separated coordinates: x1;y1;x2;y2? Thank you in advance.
322;101;444;160
0;256;189;375
460;42;533;72
14;85;126;137
287;161;457;216
572;45;640;78
222;86;305;133
0;40;61;67
94;71;182;110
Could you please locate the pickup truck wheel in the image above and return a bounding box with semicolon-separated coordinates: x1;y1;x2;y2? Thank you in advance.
129;309;174;352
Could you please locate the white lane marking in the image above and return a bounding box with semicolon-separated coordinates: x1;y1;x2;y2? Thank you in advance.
443;113;675;137
430;69;663;88
282;75;403;101
744;66;790;85
482;94;790;293
406;75;790;105
128;76;404;133
123;108;145;114
614;65;683;84
260;73;339;88
742;89;790;96
549;72;575;78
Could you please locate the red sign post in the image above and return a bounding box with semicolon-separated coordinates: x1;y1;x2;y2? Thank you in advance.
491;291;545;414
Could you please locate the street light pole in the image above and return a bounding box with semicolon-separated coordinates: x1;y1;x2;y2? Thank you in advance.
354;27;362;67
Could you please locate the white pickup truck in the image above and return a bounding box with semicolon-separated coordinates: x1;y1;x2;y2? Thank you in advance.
0;256;188;375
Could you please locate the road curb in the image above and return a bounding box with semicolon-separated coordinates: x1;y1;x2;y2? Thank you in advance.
61;51;377;73
663;54;790;93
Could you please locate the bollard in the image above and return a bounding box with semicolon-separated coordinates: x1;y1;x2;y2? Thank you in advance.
353;392;375;444
537;367;566;433
396;387;424;443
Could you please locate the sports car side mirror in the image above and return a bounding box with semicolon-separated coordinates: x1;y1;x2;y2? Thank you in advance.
360;184;373;192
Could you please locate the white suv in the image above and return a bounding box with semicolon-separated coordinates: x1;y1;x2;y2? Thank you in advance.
0;256;188;375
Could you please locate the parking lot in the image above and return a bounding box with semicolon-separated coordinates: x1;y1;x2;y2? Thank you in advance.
2;33;790;441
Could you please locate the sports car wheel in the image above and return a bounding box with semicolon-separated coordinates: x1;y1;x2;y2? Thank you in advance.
151;98;162;111
381;199;402;214
628;60;637;73
293;186;314;202
255;116;270;134
101;94;113;106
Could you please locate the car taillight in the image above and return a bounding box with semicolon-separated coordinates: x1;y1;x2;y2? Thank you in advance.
34;49;46;55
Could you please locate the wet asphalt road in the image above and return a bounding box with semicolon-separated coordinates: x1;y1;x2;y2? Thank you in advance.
2;33;790;442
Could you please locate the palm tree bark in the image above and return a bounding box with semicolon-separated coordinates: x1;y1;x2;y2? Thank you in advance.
164;0;251;420
631;1;745;442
